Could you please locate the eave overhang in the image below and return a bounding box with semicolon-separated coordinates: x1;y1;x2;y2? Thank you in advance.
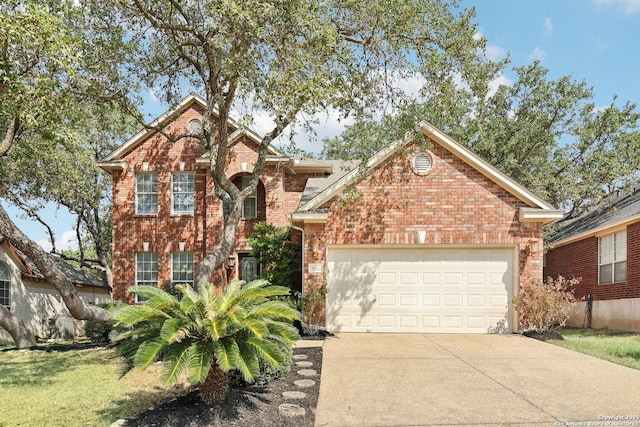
518;207;564;225
549;213;640;249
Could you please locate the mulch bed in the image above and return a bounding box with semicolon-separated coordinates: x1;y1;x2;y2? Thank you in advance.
129;346;322;427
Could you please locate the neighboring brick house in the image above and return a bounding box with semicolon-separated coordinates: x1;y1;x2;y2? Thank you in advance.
0;237;111;343
99;94;563;334
544;188;640;332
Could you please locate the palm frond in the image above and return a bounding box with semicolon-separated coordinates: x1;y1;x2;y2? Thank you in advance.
134;338;166;369
264;320;300;344
236;340;260;382
240;284;292;301
213;338;240;372
113;304;170;327
161;342;191;386
246;336;285;368
186;341;215;384
247;300;300;321
243;318;270;339
160;317;191;343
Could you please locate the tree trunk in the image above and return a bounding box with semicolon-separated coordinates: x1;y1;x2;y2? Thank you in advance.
0;205;114;327
0;305;36;348
199;362;230;404
195;201;242;290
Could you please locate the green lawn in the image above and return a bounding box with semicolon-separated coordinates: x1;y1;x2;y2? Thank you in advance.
0;345;189;427
551;327;640;370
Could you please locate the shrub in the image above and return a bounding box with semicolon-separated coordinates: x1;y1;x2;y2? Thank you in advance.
229;345;293;387
513;276;580;334
111;279;300;404
300;284;327;326
246;222;302;293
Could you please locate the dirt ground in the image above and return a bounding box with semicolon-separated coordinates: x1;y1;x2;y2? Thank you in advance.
130;346;322;427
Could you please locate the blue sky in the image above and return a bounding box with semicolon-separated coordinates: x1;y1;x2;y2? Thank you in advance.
5;0;640;250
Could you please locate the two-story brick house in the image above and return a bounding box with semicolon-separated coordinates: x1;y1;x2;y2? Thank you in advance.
99;94;563;334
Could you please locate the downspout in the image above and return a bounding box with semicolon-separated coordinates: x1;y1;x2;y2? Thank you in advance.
290;221;305;300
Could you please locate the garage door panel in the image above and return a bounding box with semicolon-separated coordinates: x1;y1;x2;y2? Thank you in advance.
423;294;440;306
378;272;396;284
399;294;418;307
423;272;440;285
377;294;395;306
327;247;513;333
444;294;463;307
399;272;419;285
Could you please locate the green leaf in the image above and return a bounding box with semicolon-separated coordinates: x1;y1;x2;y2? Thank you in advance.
186;341;215;384
134;338;165;369
213;338;240;372
160;317;190;343
161;342;191;386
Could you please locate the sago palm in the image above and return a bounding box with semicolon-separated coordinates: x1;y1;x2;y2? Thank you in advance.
111;279;300;404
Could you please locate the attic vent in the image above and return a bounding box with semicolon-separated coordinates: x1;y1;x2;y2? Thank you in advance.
411;153;433;176
188;119;202;133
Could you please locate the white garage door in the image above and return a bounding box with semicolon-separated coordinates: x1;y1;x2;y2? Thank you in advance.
326;246;514;333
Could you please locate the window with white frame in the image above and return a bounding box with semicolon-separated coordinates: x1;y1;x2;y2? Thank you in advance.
172;173;194;214
0;262;10;311
599;229;627;284
135;252;158;302
172;252;194;286
241;176;257;219
136;173;158;215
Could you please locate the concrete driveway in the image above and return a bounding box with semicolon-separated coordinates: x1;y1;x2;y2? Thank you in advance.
315;334;640;426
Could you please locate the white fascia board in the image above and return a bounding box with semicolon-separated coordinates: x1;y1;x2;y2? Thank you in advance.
550;214;640;248
96;160;125;173
291;159;334;173
298;134;411;211
103;93;206;162
290;212;329;223
420;121;557;211
518;207;564;224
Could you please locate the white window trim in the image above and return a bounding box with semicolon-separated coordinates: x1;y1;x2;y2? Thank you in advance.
241;176;257;219
135;252;158;303
136;172;158;215
171;252;194;286
598;229;627;285
0;261;11;311
171;172;195;215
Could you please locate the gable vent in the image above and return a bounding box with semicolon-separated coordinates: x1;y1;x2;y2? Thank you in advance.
411;153;433;176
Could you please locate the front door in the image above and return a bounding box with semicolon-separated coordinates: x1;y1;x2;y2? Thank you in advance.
238;253;259;282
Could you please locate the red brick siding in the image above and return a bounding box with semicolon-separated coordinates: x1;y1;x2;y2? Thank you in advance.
544;221;640;301
301;142;544;305
111;105;315;301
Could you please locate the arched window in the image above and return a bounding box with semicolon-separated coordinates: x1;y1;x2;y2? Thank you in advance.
0;262;10;311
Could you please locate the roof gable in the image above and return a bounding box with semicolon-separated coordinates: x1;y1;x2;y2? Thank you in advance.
296;120;563;224
99;93;279;170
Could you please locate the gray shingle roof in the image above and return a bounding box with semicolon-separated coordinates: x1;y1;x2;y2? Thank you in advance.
550;187;640;243
1;238;108;289
298;159;359;207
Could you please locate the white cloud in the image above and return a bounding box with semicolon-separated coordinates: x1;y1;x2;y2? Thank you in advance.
148;87;159;103
488;72;513;97
594;0;640;13
37;230;79;252
543;17;553;38
528;46;547;62
485;45;507;61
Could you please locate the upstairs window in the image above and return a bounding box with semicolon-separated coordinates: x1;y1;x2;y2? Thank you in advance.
136;173;158;215
172;252;194;286
172;173;195;214
599;229;626;284
241;176;257;219
135;252;158;303
0;262;10;311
